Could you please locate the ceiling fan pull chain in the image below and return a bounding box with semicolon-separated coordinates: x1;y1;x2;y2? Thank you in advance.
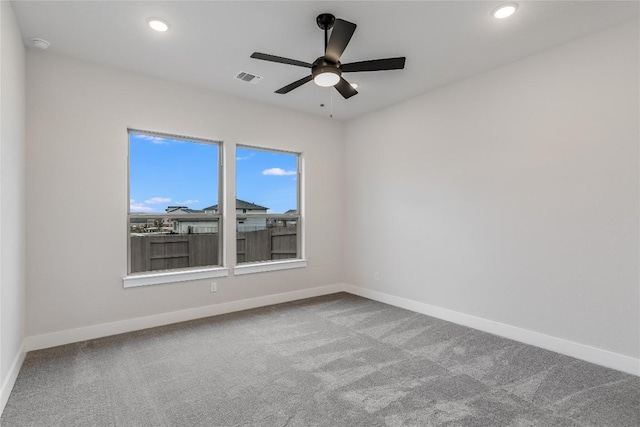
330;89;333;118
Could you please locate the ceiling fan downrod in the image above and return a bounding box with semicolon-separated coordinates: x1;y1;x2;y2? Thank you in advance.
316;13;336;52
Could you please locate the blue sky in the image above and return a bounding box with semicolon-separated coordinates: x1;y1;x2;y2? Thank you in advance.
129;133;297;214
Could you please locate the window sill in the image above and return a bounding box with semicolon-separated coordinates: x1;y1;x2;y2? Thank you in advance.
123;267;229;288
234;259;307;276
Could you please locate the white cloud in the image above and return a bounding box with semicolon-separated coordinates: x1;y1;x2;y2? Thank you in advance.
136;134;169;145
145;197;171;204
178;199;200;205
130;203;154;212
263;168;296;176
236;153;255;161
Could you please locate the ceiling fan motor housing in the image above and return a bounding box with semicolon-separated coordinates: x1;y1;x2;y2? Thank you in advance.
311;58;342;80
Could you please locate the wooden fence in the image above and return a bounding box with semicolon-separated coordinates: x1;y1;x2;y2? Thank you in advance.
130;227;297;273
236;227;297;263
130;233;218;273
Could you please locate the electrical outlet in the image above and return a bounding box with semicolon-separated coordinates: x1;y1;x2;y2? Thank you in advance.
210;282;217;293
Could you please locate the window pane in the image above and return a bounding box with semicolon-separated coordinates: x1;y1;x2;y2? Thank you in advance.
128;131;221;273
129;132;218;213
236;147;298;214
236;146;300;265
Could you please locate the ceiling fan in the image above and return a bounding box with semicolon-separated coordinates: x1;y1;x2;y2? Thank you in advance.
250;13;406;99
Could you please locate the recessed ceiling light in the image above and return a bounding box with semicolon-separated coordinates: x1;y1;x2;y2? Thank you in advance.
350;82;359;89
492;3;518;19
147;18;169;32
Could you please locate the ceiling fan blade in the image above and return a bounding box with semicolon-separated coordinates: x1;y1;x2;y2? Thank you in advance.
325;19;357;63
250;52;312;68
275;75;313;94
334;77;358;99
342;57;406;73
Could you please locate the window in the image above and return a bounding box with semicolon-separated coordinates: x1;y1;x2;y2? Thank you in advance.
235;146;302;269
126;130;224;285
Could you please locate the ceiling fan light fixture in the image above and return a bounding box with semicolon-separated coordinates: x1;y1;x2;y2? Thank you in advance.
492;3;518;19
313;70;341;87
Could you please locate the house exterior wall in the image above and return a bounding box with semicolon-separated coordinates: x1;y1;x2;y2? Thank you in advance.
173;220;218;234
237;217;267;232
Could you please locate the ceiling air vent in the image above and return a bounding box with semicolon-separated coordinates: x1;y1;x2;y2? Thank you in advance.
235;71;263;84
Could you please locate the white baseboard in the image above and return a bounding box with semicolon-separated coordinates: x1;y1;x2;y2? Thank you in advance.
21;283;639;377
1;342;25;415
344;284;640;377
24;284;345;352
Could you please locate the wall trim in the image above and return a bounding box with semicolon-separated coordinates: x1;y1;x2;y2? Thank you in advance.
21;283;638;378
24;284;345;352
234;259;308;276
1;342;26;415
344;284;640;377
123;266;230;288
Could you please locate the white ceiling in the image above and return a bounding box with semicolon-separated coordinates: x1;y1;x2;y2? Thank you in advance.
11;1;639;121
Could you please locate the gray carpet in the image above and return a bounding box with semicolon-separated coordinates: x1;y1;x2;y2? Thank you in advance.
2;293;638;426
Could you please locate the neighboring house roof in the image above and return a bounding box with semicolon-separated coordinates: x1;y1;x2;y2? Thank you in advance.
203;199;268;212
284;209;297;214
165;206;204;214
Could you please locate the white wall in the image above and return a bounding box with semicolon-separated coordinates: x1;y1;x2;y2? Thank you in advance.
345;20;639;360
25;52;344;337
0;0;27;409
19;10;639;377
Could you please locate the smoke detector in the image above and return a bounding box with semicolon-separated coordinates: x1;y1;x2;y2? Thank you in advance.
31;38;50;49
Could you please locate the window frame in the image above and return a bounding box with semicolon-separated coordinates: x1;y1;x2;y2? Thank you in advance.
234;144;305;274
124;129;228;288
